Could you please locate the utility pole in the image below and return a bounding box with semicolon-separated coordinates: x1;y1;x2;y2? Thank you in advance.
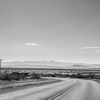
0;59;3;75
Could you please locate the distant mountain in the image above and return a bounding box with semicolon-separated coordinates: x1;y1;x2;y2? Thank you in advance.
90;64;100;68
2;61;75;66
72;65;89;67
1;60;99;69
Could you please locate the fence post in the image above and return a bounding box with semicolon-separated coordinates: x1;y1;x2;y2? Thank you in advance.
0;59;3;75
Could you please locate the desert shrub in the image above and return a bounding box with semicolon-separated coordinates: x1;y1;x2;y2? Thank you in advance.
0;73;11;81
30;73;40;79
0;72;29;81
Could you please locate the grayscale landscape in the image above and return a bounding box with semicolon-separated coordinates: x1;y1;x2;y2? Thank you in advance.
0;0;100;100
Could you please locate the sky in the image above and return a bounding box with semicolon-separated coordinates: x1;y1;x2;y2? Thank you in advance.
0;0;100;64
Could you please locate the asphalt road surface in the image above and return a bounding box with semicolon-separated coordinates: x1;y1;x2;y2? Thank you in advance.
0;78;100;100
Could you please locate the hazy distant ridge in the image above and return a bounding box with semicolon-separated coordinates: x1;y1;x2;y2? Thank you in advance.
1;61;95;69
2;61;89;66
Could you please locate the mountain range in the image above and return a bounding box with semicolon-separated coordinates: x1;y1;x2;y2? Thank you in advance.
2;60;97;69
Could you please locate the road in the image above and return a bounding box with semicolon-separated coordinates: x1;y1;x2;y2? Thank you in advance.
0;78;100;100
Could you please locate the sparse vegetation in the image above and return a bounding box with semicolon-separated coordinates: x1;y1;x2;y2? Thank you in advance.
0;71;40;81
1;68;100;82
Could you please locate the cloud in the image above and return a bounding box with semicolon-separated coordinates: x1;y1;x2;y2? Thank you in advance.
25;43;42;46
77;47;100;53
93;49;100;53
77;47;100;49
